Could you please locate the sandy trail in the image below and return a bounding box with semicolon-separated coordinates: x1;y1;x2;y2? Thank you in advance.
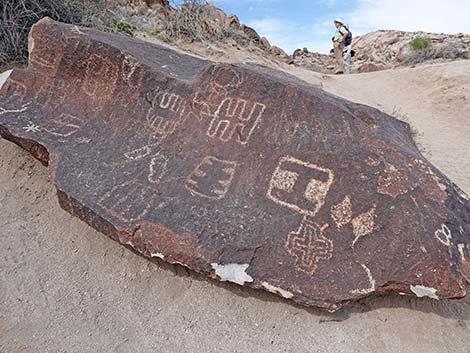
1;57;470;352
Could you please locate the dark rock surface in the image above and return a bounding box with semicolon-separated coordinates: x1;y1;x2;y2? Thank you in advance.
1;18;469;311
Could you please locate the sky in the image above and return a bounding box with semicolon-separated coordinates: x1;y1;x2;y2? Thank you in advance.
204;0;470;54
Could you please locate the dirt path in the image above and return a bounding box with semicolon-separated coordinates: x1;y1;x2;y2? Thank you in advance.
1;60;470;352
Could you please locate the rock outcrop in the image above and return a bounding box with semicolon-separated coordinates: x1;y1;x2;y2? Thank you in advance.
294;29;470;74
1;19;469;311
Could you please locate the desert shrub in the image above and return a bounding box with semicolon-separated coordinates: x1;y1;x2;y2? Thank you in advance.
410;37;432;50
111;18;137;36
162;0;247;43
403;42;470;65
0;0;106;68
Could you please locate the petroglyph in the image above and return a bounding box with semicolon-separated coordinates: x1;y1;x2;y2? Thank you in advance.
148;154;169;184
207;98;265;145
76;137;91;144
124;142;161;161
0;102;30;116
458;244;467;261
44;113;82;137
146;89;187;138
22;122;41;133
435;224;452;247
351;206;376;246
267;156;334;217
377;163;416;198
97;181;157;223
285;218;333;275
185;156;237;200
351;264;376;295
3;78;28;99
121;55;144;89
209;65;243;91
82;53;119;100
331;195;352;229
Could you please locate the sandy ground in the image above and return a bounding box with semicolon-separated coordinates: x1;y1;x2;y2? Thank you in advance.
1;50;470;352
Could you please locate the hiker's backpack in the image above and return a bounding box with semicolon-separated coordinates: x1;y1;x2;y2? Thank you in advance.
343;25;353;46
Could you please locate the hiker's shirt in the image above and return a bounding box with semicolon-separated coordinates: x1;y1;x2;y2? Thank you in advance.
333;26;348;42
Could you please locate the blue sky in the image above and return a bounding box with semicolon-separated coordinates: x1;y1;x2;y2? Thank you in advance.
205;0;470;54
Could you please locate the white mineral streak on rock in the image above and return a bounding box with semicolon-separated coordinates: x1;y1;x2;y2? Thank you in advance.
410;285;439;300
151;252;165;259
261;282;294;299
0;70;13;90
211;263;254;285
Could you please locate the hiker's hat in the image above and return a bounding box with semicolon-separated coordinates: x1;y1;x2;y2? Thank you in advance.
334;19;343;24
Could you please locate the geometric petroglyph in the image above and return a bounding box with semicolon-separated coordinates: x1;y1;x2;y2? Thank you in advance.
285;218;333;275
124;142;161;161
97;180;157;223
82;53;119;100
0;102;31;116
185;156;237;200
206;98;265;145
267;156;334;217
146;89;187;138
43;113;82;137
435;224;452;247
351;206;376;246
350;264;376;295
209;65;243;92
331;195;352;229
22;121;41;133
148;154;169;184
377;163;416;198
331;195;376;247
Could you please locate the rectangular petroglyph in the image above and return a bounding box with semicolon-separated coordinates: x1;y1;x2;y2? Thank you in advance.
267;156;334;217
185;156;237;200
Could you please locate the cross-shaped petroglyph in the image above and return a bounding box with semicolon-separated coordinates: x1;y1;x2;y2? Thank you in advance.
206;98;265;145
330;195;376;247
285;218;333;275
185;156;237;200
267;156;334;217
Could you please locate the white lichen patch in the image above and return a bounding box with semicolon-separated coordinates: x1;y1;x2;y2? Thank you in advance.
261;282;294;299
151;252;165;259
410;285;439;300
0;70;12;90
211;263;254;286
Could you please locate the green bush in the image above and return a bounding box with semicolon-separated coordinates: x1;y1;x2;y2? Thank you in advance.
410;37;432;50
111;18;137;36
0;0;106;68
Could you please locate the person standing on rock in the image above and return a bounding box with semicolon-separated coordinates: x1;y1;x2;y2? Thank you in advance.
332;19;350;74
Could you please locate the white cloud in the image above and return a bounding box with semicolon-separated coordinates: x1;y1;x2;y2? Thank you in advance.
347;0;470;35
246;17;334;54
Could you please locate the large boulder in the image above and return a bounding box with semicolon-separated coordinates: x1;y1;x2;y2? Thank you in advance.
1;18;469;311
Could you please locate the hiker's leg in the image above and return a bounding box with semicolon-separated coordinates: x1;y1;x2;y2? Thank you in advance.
334;42;344;73
343;45;351;74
